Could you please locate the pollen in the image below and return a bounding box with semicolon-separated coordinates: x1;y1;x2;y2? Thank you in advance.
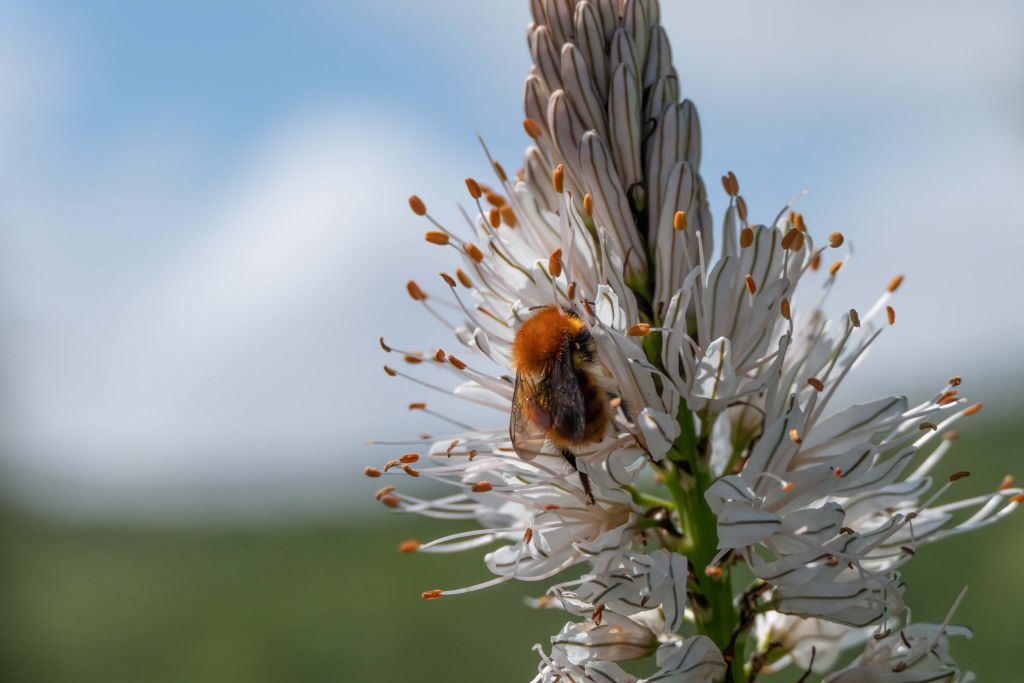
523;118;543;139
829;260;843;277
949;471;971;482
402;465;420;477
465;242;484;263
379;337;392;353
780;298;791;321
888;274;905;292
583;193;594;217
471;481;493;493
383;365;397;377
364;466;382;478
398;540;421;553
488;207;501;228
552;164;565;193
736;196;748;222
433;349;445;362
400;453;419;464
440;272;456;287
485;192;506;207
406;280;427;301
448;354;467;370
499;204;517;227
408;195;427;216
828;231;845;248
807;377;824;392
425;230;450;245
744;274;757;295
421;589;444;600
403;354;422;364
673;210;687;231
964;402;983;416
627;323;651;337
456;268;474;288
739;227;753;248
886;306;896;326
949;375;962;386
548;248;563;277
722;171;739;197
381;494;401;508
465;177;482;199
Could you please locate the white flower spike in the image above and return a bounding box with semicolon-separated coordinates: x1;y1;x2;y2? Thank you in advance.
367;2;1022;680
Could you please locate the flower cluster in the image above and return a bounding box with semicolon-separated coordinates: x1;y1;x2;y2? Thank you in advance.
366;1;1022;681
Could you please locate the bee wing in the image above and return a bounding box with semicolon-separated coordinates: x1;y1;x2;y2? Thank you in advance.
510;372;550;460
549;337;587;442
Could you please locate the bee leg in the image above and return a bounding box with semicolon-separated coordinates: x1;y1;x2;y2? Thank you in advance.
560;448;595;505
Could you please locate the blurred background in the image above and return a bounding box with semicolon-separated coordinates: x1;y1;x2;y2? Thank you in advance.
1;1;1022;681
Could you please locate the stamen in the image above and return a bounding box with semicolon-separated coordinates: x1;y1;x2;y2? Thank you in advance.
807;378;824;392
722;171;739;197
379;337;392;352
999;474;1015;491
523;118;543;139
809;252;821;271
552;164;565;193
485;192;506;207
888;274;905;292
425;231;450;245
780;298;791;321
406;280;427;301
472;482;493;493
400;453;419;464
781;229;798;250
403;465;421;477
673;210;688;231
739;227;753;248
404;354;422;364
628;323;651;337
963;402;983;416
375;485;395;500
828;231;844;248
886;305;896;326
492;160;507;182
523;528;534;543
744;274;757;295
408;195;427;216
829;260;843;277
736;196;748;222
465;178;482;199
1012;494;1024;504
949;375;962;386
440;272;456;287
381;495;401;508
500;205;517;227
583;193;594;217
789;429;802;444
456;268;474;288
549;248;563;277
383;365;397;376
793;212;806;232
446;440;459;457
364;466;382;478
399;540;421;553
949;471;971;482
465;243;485;263
705;565;725;579
937;390;958;405
421;589;444;600
849;308;861;328
488;207;501;228
448;354;467;370
433;349;445;362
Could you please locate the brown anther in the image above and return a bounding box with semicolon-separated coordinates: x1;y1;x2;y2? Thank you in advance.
937;390;958;405
949;375;962;387
425;230;449;245
364;466;382;478
829;260;843;277
439;272;456;287
398;539;420;554
943;430;960;441
583;193;594;217
383;365;397;377
849;308;861;328
499;205;517;229
627;323;651;337
523;118;543;139
383;459;402;472
840;526;855;535
783;481;795;492
1011;494;1024;504
446;440;459;457
433;349;445;363
810;252;821;271
421;589;443;600
887;274;905;292
456;268;474;288
406;280;427;301
722;171;739;197
825;556;839;567
999;474;1015;491
552;164;565;193
381;494;401;508
471;481;493;493
919;422;937;431
400;453;419;464
963;402;983;416
402;464;420;477
548;247;563;278
567;281;577;301
523;528;533;544
488;207;501;228
592;603;605;624
886;305;896;326
793;212;806;232
374;485;395;500
949;471;971;482
739;227;753;248
379;337;392;353
465;177;482;199
780;229;798;250
807;377;825;392
464;242;484;263
736;196;748;222
492;160;508;182
408;195;427;216
780;297;791;321
834;468;843;477
790;230;806;252
448;354;467;370
485;192;506;207
543;503;560;511
467;449;478;460
673;210;688;231
403;354;422;364
705;565;725;579
789;429;802;444
744;274;757;295
828;231;845;248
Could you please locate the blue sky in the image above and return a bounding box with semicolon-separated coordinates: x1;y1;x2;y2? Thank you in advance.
2;2;1022;519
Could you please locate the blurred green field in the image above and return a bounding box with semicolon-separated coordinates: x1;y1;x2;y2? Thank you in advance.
1;416;1022;683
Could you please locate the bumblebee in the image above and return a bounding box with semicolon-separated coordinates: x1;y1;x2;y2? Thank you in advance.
510;307;611;503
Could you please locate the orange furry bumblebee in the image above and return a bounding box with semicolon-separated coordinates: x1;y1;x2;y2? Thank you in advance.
510;307;610;503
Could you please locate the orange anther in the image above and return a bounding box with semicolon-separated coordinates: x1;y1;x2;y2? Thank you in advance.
406;280;427;301
408;195;426;216
399;540;421;553
549;248;563;278
627;323;651;337
471;481;493;493
465;242;484;263
674;210;688;231
523;118;543;139
888;274;905;292
364;466;382;478
425;231;450;245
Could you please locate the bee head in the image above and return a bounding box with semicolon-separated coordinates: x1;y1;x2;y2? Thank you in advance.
512;306;591;374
